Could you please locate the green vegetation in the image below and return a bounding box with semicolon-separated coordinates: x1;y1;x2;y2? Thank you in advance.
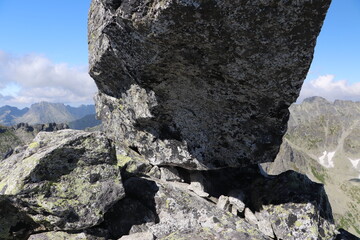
318;115;326;125
329;125;339;135
340;184;360;203
337;213;360;236
307;137;322;150
310;166;327;184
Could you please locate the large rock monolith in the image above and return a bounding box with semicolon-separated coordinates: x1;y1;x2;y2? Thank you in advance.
89;0;331;170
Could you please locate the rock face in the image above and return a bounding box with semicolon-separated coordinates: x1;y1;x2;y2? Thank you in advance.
0;130;124;238
89;0;331;169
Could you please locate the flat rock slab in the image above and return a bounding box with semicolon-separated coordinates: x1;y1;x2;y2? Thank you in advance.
89;0;331;169
0;130;124;231
118;232;154;240
28;232;89;240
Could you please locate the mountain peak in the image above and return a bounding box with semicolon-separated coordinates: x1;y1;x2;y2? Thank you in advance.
302;96;329;104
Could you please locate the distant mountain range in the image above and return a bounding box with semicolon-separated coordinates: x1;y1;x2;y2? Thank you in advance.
263;96;360;236
0;102;101;130
0;105;29;126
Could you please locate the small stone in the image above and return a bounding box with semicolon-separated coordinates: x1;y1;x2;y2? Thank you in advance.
188;182;209;198
231;206;239;216
148;166;161;179
160;167;182;182
229;196;245;214
28;231;89;240
118;232;154;240
257;218;275;239
187;172;209;198
217;195;230;211
245;208;258;225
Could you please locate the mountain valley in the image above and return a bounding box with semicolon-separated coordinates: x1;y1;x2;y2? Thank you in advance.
0;101;100;129
264;96;360;236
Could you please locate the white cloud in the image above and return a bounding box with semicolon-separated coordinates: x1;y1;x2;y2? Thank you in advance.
298;75;360;103
0;51;97;107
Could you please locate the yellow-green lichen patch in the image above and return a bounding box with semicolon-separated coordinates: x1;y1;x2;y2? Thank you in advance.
295;220;302;227
126;162;138;173
1;156;39;195
0;130;125;231
162;231;186;240
28;142;40;149
116;154;132;167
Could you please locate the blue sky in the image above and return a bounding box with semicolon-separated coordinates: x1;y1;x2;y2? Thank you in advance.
0;0;91;65
0;0;359;107
299;0;360;102
305;0;360;83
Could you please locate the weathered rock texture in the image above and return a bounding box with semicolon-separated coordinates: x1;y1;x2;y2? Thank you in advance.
92;176;269;239
89;0;331;169
0;130;124;238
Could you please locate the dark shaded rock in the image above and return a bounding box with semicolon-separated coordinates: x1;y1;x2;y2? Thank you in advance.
335;229;360;240
0;197;39;240
236;170;337;239
173;166;337;239
93;197;158;239
91;176;268;239
89;0;331;169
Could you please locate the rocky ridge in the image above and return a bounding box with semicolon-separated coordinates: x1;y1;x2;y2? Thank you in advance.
0;102;97;127
0;105;29;126
1;0;357;239
15;102;96;126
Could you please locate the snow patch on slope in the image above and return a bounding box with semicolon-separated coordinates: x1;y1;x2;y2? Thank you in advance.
348;158;360;168
318;151;335;168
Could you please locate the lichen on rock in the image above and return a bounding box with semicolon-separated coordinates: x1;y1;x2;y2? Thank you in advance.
0;130;124;231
